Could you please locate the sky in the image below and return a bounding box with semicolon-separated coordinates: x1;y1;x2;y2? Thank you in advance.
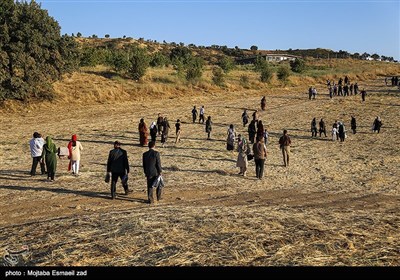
37;0;400;60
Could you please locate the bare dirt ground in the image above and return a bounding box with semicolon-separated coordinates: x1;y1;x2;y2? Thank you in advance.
0;78;399;266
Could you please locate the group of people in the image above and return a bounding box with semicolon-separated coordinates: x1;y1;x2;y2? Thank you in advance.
385;76;399;87
325;77;362;100
310;115;382;142
29;80;386;203
140;114;171;147
106;140;163;204
29;133;83;181
311;118;327;137
191;105;205;124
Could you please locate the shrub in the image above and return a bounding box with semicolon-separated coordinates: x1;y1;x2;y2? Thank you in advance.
290;58;305;73
218;57;235;73
150;52;169;67
260;66;273;83
185;57;204;82
277;65;291;82
212;67;225;86
239;75;250;88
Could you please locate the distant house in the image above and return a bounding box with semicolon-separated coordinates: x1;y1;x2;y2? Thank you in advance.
236;54;300;65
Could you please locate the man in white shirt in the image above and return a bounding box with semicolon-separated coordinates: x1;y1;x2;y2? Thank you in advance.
29;132;46;176
199;105;205;124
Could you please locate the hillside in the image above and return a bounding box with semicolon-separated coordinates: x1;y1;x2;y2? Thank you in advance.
1;58;399;114
1;73;400;265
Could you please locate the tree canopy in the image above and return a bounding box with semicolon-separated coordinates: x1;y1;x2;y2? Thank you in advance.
0;0;78;101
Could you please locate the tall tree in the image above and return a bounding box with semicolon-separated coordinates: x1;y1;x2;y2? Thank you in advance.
0;0;78;101
128;46;150;81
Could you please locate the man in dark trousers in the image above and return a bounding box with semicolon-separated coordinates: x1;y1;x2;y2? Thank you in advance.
143;141;163;204
107;141;131;199
279;129;291;167
361;88;366;102
192;106;198;123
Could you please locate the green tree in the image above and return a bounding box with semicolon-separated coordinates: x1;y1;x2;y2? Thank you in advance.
76;32;82;38
212;66;224;86
185;57;204;82
290;58;305;73
80;47;102;67
0;0;77;101
352;52;360;59
105;34;110;38
218;56;235;73
371;53;380;60
170;46;192;65
260;65;273;83
150;52;169;67
128;46;150;81
277;65;290;82
110;50;130;74
254;55;268;72
250;45;258;51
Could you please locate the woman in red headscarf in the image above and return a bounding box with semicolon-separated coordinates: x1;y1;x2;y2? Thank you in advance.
68;134;83;175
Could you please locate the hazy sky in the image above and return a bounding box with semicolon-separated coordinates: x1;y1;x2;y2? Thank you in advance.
38;0;400;60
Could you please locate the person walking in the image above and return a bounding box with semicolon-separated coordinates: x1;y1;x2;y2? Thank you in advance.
253;136;267;179
372;116;382;133
248;119;257;144
319;118;327;137
331;125;338;141
279;130;291;167
142;141;163;204
333;120;339;140
236;134;249;176
161;117;170;147
138;118;149;147
354;83;359;95
256;120;264;141
242;109;249;127
199;106;205;124
191;106;198;123
150;121;158;142
311;118;318;137
42;136;58;181
175;119;181;144
156;113;163;136
338;122;346;142
205;116;212;140
261;96;266;111
67;134;83;176
252;110;259;122
226;124;236;151
263;129;269;145
29;132;46;176
351;116;357;134
361;88;366;102
312;87;317;99
106;141;131;199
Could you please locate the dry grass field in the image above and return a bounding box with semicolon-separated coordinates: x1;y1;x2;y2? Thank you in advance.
0;66;399;266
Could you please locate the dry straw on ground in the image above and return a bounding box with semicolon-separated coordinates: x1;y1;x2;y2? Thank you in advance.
0;65;399;266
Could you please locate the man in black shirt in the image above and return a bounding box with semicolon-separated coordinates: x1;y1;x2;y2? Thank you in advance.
106;141;131;199
143;141;163;204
